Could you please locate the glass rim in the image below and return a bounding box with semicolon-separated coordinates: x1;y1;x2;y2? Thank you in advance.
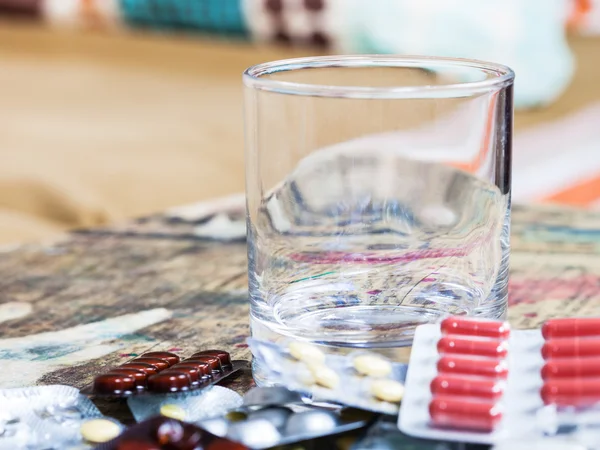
243;55;514;99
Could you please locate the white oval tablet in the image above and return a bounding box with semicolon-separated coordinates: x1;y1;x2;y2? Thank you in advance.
288;341;326;364
80;418;121;443
371;379;404;403
353;354;393;377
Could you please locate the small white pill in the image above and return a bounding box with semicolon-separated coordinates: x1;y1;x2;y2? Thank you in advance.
308;363;339;389
353;354;392;377
160;404;186;421
370;379;404;403
80;418;121;443
288;341;326;364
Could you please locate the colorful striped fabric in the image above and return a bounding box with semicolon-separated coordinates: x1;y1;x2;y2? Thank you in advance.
120;0;246;34
513;103;600;209
0;0;577;110
2;0;596;35
242;0;346;48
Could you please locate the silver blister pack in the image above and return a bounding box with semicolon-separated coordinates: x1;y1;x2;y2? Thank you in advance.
198;386;373;449
248;339;407;415
127;385;243;423
0;385;104;449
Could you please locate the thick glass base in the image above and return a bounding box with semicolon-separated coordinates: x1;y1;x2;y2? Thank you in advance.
251;311;417;387
250;293;508;386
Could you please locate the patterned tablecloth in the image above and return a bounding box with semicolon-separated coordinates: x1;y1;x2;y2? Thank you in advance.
0;197;599;420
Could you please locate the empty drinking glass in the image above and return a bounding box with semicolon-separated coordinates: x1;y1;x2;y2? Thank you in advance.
244;56;513;355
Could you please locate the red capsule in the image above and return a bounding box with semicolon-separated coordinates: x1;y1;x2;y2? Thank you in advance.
430;375;504;400
130;357;171;371
437;355;509;379
542;338;600;359
542;379;600;407
441;317;510;339
429;396;501;432
437;336;508;358
139;351;180;367
542;358;600;380
542;318;600;339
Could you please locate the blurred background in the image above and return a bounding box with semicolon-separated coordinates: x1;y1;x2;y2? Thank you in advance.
0;0;599;245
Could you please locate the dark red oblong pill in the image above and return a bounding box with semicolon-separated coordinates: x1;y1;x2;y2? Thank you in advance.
107;368;148;388
116;440;161;450
184;356;222;372
437;336;508;358
542;358;600;380
541;339;600;359
437;355;509;379
541;379;600;407
175;360;212;378
94;373;136;395
130;357;171;371
440;317;510;339
191;350;232;368
542;318;600;339
139;352;180;367
120;362;160;376
164;364;203;383
429;396;501;432
430;375;504;400
147;371;192;393
206;440;248;450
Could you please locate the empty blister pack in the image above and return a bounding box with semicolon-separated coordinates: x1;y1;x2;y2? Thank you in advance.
248;339;407;415
198;386;373;449
399;316;600;446
128;385;243;423
0;385;110;449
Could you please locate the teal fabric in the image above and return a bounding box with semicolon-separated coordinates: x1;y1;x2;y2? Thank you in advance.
120;0;247;35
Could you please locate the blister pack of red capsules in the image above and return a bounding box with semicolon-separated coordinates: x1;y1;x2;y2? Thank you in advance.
399;316;600;446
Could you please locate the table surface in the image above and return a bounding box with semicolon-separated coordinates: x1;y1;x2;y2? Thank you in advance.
1;197;600;421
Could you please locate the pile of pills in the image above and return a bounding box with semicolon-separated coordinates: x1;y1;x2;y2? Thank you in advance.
400;316;600;446
91;349;240;396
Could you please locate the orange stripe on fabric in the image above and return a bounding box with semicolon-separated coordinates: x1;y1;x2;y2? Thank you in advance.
543;175;600;207
81;0;103;28
568;0;592;29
